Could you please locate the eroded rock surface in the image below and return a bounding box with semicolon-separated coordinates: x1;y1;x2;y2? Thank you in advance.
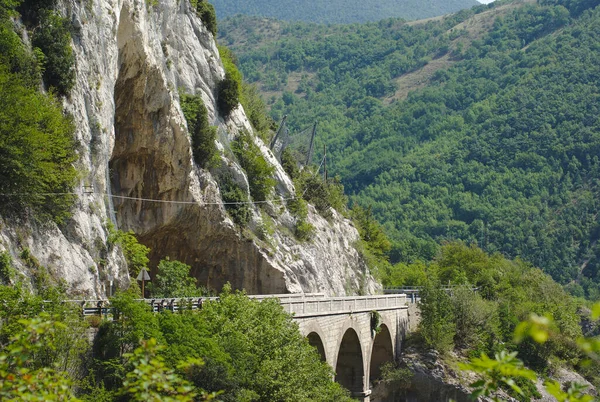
0;0;378;297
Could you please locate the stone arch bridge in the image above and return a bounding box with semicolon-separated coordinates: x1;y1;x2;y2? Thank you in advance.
78;293;410;401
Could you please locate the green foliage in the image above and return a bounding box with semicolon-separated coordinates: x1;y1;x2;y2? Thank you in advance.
0;67;77;223
0;283;91;398
179;92;220;169
241;82;274;142
379;362;413;389
295;219;315;241
418;282;456;353
151;258;203;298
461;302;600;401
459;351;537;402
218;175;251;226
294;169;347;219
231;130;276;201
190;0;217;36
217;45;242;117
31;10;75;97
92;286;352;401
120;338;201;402
0;317;80;401
107;223;150;278
0;19;41;86
0;251;13;284
352;205;391;259
213;0;479;24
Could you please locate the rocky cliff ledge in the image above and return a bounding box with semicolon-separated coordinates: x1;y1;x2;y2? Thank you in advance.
0;0;378;297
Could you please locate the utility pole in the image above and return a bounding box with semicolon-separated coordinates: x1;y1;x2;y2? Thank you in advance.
306;121;317;166
323;144;328;182
270;115;287;150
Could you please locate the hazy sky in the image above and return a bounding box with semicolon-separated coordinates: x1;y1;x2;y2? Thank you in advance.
478;0;495;3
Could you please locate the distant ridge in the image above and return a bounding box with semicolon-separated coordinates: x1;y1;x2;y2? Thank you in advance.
211;0;480;24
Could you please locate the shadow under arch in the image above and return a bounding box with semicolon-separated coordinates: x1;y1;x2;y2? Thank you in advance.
307;331;327;362
369;323;394;383
335;327;365;393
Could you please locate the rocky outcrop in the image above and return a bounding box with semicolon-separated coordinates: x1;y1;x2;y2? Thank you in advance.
0;0;378;297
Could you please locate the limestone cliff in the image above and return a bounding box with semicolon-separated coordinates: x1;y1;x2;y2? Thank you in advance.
0;0;379;297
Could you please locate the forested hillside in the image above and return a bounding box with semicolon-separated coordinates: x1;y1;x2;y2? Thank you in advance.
212;0;479;24
219;0;600;299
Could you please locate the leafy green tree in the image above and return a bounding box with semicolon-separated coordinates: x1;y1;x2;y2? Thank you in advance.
31;10;75;96
151;258;203;298
119;338;203;402
418;282;456;353
0;317;80;401
0;67;76;223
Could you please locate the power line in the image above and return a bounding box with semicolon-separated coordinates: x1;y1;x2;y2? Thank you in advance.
0;154;329;207
0;191;297;206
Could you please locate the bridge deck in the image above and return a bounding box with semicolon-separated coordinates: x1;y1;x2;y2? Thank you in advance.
58;293;407;317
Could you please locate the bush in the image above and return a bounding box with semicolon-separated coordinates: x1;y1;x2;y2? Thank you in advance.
241;82;274;142
0;21;42;86
217;72;240;117
295;169;348;219
295;220;315;241
179;93;220;169
31;10;75;97
0;251;13;284
218;175;251;226
107;223;150;278
194;0;217;36
217;45;242;118
231;131;275;201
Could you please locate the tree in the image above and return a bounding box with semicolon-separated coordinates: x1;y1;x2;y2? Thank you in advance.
151;259;203;298
0;317;80;401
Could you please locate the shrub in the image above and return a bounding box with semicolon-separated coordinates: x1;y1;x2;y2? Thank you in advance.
31;10;75;97
179;93;219;169
218;175;251;226
190;0;217;36
217;72;240;117
107;223;150;278
217;45;242;118
241;82;274;142
295;219;315;241
0;251;13;284
295;170;348;219
231;131;275;201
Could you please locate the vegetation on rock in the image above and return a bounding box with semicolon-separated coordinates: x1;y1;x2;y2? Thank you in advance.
180;92;220;169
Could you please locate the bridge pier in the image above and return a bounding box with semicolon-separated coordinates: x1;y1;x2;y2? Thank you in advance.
351;388;372;402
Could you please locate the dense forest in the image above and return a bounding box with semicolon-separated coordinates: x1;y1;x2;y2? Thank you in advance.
211;0;479;24
219;0;600;299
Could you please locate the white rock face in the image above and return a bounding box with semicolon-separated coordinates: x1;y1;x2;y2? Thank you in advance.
0;0;379;296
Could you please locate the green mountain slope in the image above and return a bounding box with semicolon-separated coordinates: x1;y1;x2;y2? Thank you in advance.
220;0;600;298
212;0;480;24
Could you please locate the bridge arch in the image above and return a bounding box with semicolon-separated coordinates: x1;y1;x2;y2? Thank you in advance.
368;323;394;383
300;321;328;363
307;332;327;362
334;327;365;394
